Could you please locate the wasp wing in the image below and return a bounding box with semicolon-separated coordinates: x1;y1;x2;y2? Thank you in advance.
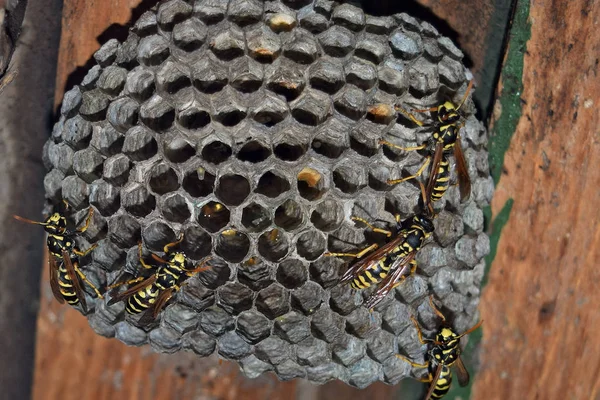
453;356;470;387
108;274;157;306
139;288;174;324
48;255;64;304
339;234;406;285
363;251;416;309
454;140;471;202
62;249;87;312
424;364;446;400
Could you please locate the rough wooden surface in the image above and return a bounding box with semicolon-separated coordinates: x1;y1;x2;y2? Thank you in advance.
473;1;600;399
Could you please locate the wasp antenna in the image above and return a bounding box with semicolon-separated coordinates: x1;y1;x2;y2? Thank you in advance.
457;319;483;339
456;80;474;111
13;215;47;225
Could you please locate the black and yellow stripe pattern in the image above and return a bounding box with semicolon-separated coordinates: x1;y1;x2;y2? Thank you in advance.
428;364;453;399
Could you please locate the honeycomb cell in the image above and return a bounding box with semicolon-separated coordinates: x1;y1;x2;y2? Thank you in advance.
173;18;207;51
137;35;171;66
311;308;345;343
63;116;93;151
230;57;264;93
319;26;355;57
92;239;126;271
265;59;305;100
94;39;119;67
215;174;250;206
274;199;304;231
237;256;274;290
79;90;110;121
228;0;263;26
408;58;440;97
256;283;290;319
198;201;230;233
255;336;292;365
122;126;158;161
310;198;343;231
156;60;191;94
296;337;330;367
291;281;324;315
183;168;215;198
89;180;121;216
177;100;211;129
333;162;367;194
290;89;331;126
149;163;179;194
355;37;388;65
241;202;272;232
73;148;104;183
44;169;64;202
201;140;232;164
283;31;320;64
140;94;175;131
345;58;377;90
199;305;235;336
297;167;326;201
366;329;395;362
163;134;195;163
333;84;367;121
212;87;247;126
191;53;228;93
255;171;291;198
217;282;254;314
197;257;232;290
102;154;130;186
62;175;89;210
97;66;127;95
180;225;212;259
179;280;215;313
309;59;344;94
160;193;191;223
157;0;192;30
108;213;141;248
258;228;289;262
310;256;344;289
247;24;282;63
215;229;251;263
389;29;422;60
268;13;297;33
276;258;308;289
141;220;176;252
296;229;326;260
237;140;271;163
184;329;216;357
377;65;408;95
331;3;365;32
236;310;271;344
274;311;310;343
107;97;139;133
122;183;156;217
299;11;329;33
210;24;246;60
125;67;156;102
194;0;226;24
312;117;351;158
251;92;289;126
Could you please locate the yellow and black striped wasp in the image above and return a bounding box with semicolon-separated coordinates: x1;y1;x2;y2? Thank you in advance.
108;234;211;323
397;296;483;400
326;184;435;309
380;80;474;214
14;202;103;312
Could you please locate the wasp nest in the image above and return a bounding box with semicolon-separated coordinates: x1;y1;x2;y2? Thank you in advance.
42;0;493;388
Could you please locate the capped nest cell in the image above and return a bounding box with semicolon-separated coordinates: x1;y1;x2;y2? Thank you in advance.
42;0;493;388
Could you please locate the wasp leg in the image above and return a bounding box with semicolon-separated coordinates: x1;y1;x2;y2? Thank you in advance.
409;315;429;345
163;233;185;253
391;260;418;289
351;216;393;237
324;243;379;259
107;276;145;290
388;156;431;186
394;107;429;126
74;263;104;299
428;295;447;321
187;258;212;276
76;207;94;233
73;243;98;257
395;354;429;369
379;139;427;152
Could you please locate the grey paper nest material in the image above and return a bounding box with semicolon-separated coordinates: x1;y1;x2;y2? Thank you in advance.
42;0;493;388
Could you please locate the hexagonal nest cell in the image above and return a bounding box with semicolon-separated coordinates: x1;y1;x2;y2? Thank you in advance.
42;0;494;388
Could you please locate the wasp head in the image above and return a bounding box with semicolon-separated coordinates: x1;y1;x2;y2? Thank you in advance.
414;214;435;235
437;102;461;124
45;212;67;234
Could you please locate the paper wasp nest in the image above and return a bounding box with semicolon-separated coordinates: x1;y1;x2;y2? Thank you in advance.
43;0;493;387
